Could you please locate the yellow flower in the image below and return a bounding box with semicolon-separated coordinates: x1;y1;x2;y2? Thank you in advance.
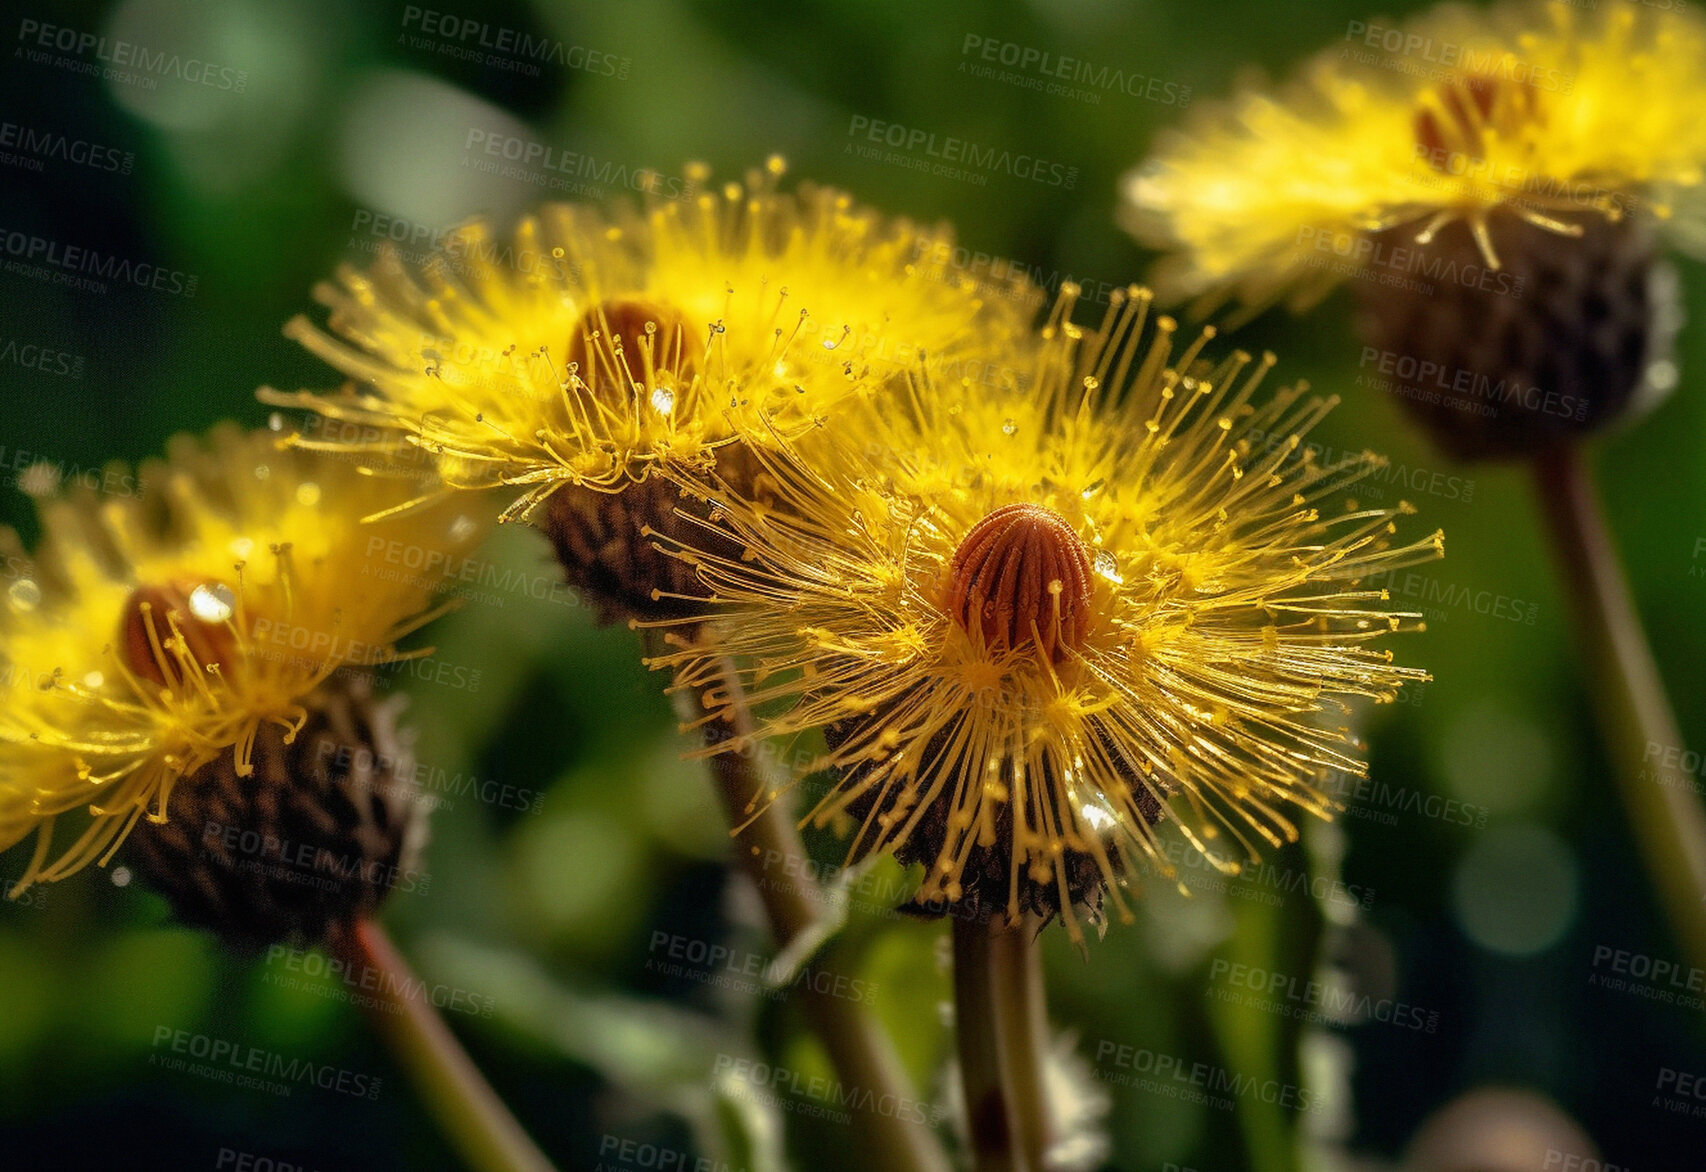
0;424;485;888
1121;0;1706;313
646;287;1442;941
263;158;1038;524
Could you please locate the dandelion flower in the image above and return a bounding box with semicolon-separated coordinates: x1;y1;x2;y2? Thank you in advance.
1121;0;1697;457
263;159;1039;616
0;424;484;933
646;287;1442;941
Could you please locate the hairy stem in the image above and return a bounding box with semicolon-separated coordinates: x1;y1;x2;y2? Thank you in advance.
1532;442;1706;971
989;916;1054;1171
954;916;1022;1172
675;653;951;1172
338;918;558;1172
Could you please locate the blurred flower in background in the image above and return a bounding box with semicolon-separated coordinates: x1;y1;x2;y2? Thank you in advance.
2;0;1705;1170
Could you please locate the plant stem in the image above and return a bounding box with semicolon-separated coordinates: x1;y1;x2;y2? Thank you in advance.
953;916;1020;1172
677;654;951;1172
1532;442;1706;971
337;918;558;1172
988;917;1053;1172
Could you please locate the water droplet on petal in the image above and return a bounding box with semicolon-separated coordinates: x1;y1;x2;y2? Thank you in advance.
1080;479;1105;499
651;387;676;415
1002;418;1018;436
449;515;479;542
295;482;321;507
8;579;41;610
1093;551;1121;583
188;583;237;624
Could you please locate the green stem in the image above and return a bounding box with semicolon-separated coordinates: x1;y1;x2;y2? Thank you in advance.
988;917;1054;1172
953;916;1021;1172
338;918;558;1172
678;655;951;1172
1532;442;1706;972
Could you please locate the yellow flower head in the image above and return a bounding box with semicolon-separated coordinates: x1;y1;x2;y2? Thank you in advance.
0;424;485;888
647;287;1443;941
263;158;1040;523
1121;0;1706;312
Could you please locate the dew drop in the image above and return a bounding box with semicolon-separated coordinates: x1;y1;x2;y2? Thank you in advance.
82;670;104;689
650;387;676;415
188;583;237;624
1080;478;1105;499
449;515;479;542
8;579;41;610
1002;418;1018;436
295;482;322;507
268;412;285;432
1093;551;1121;583
110;866;131;888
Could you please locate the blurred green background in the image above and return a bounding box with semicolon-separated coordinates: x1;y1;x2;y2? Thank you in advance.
3;0;1705;1169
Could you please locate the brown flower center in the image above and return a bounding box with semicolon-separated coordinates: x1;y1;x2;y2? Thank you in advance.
947;503;1094;661
1414;75;1541;172
566;297;697;398
119;580;240;689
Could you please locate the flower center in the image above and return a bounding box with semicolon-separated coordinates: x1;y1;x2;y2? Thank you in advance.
1413;74;1541;171
947;503;1094;661
566;297;697;399
119;580;240;689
